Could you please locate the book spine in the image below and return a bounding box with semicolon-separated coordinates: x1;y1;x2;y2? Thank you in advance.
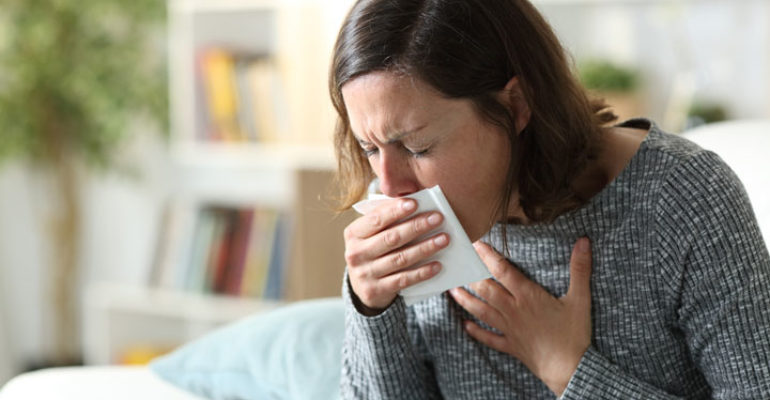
223;208;254;295
199;48;242;142
263;213;291;300
184;207;216;292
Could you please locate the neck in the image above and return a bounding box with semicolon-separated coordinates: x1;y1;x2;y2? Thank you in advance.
504;124;648;225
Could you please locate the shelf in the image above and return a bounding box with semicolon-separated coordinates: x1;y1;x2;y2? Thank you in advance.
81;0;352;367
85;283;284;323
168;0;279;146
171;141;336;171
166;143;337;209
82;283;285;365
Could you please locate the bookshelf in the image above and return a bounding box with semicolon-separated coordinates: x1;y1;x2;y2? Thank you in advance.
82;282;285;365
82;0;356;365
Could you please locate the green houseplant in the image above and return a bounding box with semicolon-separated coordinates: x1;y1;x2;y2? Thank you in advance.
0;0;167;365
686;101;729;130
579;59;643;121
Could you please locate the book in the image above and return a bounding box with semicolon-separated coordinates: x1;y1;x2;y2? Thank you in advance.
262;213;291;300
241;208;278;298
167;203;293;298
184;207;218;292
223;209;255;295
233;58;260;142
196;48;292;143
199;48;243;141
247;58;289;143
207;207;237;293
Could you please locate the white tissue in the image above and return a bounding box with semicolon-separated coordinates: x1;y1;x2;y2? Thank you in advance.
352;185;491;306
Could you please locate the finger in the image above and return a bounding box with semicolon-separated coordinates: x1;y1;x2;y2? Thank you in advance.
380;261;442;292
566;237;592;307
364;211;444;261
463;320;508;354
470;279;515;309
449;287;505;330
345;198;417;239
369;232;449;277
473;241;527;293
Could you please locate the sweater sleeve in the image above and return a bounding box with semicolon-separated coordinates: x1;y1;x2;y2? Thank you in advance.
562;151;770;399
339;271;442;400
560;346;683;399
666;152;770;398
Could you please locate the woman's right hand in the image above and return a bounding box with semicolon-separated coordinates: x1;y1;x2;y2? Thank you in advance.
344;198;449;315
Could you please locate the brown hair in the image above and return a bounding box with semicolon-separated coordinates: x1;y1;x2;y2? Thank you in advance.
329;0;616;224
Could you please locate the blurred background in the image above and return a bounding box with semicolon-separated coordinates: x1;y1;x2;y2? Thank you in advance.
0;0;767;385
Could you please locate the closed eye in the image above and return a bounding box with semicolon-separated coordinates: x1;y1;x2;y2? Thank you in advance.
355;137;378;157
362;146;379;157
406;147;429;158
357;140;429;159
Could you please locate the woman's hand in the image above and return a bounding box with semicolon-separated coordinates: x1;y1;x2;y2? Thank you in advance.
345;198;450;314
449;238;593;396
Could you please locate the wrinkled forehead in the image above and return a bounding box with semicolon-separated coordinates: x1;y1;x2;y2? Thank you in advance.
341;71;468;141
341;71;430;109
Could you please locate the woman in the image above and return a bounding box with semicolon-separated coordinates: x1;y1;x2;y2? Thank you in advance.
329;0;770;398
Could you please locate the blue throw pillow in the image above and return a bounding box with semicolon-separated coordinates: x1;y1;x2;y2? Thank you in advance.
150;297;344;400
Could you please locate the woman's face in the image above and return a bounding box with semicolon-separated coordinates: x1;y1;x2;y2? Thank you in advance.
341;71;513;242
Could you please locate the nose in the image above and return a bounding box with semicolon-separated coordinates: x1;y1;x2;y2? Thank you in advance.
376;151;420;198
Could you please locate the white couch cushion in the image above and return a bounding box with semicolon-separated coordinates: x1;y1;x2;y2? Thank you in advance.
0;366;202;400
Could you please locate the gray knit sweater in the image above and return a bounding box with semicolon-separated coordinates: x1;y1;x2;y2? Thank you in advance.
340;120;770;399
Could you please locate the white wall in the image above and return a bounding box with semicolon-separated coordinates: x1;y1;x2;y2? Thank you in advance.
0;164;49;380
538;0;770;130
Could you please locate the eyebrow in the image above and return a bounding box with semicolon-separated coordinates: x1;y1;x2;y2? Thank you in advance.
354;124;427;145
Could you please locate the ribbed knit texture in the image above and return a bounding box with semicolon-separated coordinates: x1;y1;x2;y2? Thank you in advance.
340;120;770;399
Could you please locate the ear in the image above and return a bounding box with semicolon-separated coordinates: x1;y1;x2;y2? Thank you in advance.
500;76;531;135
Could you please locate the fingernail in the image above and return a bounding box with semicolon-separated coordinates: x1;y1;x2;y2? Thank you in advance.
427;213;442;226
433;234;448;246
472;241;483;250
578;237;590;253
432;263;442;273
402;200;416;211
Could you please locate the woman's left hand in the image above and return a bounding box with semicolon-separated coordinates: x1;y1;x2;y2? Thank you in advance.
449;238;593;397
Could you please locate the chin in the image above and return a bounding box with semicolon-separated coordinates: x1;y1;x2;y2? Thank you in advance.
459;220;482;243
